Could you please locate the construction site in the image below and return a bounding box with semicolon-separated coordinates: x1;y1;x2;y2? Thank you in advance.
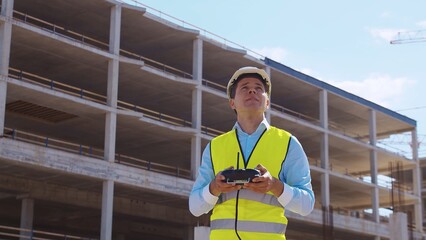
0;0;425;239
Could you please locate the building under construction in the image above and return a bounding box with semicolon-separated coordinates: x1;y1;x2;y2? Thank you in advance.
0;0;424;239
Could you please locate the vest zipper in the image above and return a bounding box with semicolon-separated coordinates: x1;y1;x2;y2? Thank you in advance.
232;127;267;239
234;151;242;239
234;190;242;240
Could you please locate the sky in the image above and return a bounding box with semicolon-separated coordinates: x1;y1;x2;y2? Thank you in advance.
125;0;426;158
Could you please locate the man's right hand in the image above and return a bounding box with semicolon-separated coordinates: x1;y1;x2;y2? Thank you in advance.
209;166;242;196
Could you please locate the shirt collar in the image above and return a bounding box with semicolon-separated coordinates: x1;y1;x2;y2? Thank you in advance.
233;117;270;136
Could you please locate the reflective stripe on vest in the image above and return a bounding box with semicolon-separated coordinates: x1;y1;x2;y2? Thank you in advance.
211;219;287;234
210;126;291;239
218;189;281;207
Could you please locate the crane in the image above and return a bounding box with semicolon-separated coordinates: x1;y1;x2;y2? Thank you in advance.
390;29;426;44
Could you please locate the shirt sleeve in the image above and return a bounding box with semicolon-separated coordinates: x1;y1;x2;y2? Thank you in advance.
277;136;315;216
188;143;219;216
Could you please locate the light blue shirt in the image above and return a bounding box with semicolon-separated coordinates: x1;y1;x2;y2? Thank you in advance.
189;118;315;217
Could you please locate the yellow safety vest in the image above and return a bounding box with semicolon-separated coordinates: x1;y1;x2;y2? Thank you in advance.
210;126;291;240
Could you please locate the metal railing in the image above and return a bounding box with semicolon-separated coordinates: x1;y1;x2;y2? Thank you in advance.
270;103;320;125
308;157;367;181
116;153;190;178
116;100;192;128
12;10;108;51
2;128;191;179
8;67;107;104
11;9;193;79
201;79;227;92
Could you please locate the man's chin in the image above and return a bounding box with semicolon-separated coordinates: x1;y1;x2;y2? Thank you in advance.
237;106;266;113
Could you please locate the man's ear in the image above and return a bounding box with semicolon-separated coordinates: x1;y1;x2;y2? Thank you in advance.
229;99;235;110
266;98;270;109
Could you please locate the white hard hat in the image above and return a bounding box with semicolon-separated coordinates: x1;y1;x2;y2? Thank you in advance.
227;66;271;99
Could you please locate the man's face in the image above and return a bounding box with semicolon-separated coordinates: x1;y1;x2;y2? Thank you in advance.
229;77;270;114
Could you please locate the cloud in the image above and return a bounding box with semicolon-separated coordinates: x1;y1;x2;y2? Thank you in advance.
324;74;415;107
416;20;426;28
252;47;288;63
368;28;405;43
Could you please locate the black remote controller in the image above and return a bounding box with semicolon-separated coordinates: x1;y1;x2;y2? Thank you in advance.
221;169;261;185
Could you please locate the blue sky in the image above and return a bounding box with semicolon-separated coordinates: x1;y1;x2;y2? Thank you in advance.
126;0;426;157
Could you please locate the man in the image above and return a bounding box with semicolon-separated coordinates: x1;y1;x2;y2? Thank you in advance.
189;66;315;240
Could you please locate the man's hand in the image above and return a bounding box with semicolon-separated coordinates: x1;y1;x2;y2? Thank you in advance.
243;164;284;197
209;166;242;196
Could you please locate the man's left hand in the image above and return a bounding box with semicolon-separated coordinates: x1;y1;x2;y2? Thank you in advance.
243;164;284;197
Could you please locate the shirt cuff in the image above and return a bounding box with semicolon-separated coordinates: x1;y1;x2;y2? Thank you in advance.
277;182;294;207
202;184;219;205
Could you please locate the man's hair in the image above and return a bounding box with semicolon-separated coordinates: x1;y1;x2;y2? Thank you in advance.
229;73;268;99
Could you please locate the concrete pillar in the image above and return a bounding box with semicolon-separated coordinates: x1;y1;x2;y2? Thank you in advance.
320;133;330;207
194;226;210;240
191;38;202;179
100;5;121;240
104;4;121;162
369;109;380;223
389;212;408;240
192;37;203;84
104;112;117;162
319;90;330;208
100;180;114;240
0;0;14;135
411;129;423;233
107;59;119;108
0;0;14;20
264;66;271;123
0;0;13;74
191;37;202;130
104;54;118;164
19;197;34;240
319;89;328;130
191;88;202;130
0;76;7;136
107;4;121;107
109;4;121;56
370;148;380;222
191;136;201;179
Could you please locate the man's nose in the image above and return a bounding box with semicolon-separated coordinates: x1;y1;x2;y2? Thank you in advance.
248;88;256;94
